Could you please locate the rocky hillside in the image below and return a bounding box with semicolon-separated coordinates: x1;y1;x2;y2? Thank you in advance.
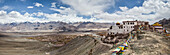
158;18;170;28
0;21;114;32
50;36;110;55
70;22;114;31
70;22;114;28
124;31;170;55
0;21;76;32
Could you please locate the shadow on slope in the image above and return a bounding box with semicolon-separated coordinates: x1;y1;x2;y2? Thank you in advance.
0;34;9;37
50;36;110;55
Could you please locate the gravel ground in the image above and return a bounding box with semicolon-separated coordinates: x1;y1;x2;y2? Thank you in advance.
124;31;170;55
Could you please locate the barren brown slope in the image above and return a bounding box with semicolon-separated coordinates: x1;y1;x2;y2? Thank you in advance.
124;31;170;55
50;36;110;55
0;36;47;55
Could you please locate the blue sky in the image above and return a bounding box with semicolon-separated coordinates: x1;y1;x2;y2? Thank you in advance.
0;0;60;14
0;0;143;14
0;0;170;23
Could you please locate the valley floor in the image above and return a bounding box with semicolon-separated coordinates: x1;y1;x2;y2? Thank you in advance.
0;36;48;55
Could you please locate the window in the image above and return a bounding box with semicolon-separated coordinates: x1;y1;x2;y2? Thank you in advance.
119;27;122;29
112;32;114;34
130;22;133;24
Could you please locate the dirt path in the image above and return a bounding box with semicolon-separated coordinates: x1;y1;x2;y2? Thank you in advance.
0;36;47;55
124;31;170;55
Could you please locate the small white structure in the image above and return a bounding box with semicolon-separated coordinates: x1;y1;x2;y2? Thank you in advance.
108;26;124;35
108;20;149;35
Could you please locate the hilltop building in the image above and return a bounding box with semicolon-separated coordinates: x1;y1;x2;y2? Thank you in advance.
151;22;163;32
108;20;149;35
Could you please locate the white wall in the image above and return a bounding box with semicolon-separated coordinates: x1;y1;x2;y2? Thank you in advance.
108;26;124;34
123;22;137;33
108;21;147;34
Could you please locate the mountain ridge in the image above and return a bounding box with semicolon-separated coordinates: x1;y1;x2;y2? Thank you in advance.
158;18;170;28
0;21;114;32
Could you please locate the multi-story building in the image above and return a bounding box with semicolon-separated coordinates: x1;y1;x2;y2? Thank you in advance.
108;20;149;35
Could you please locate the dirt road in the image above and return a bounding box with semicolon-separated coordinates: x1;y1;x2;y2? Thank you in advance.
0;36;47;55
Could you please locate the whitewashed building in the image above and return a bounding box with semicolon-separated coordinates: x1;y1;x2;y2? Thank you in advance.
108;20;149;35
108;25;124;35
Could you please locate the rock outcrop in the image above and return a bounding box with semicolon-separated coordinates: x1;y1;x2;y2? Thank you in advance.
158;18;170;28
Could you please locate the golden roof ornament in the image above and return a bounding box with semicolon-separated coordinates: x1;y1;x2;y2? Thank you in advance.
152;22;162;26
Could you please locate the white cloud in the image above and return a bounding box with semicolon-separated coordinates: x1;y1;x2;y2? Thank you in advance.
56;0;170;24
51;2;56;8
60;6;66;9
61;0;115;16
1;0;170;24
37;12;44;16
8;11;22;18
0;10;7;16
1;6;11;10
34;2;44;7
27;6;33;8
50;7;77;15
0;10;40;23
119;6;128;11
92;0;170;24
0;10;96;23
